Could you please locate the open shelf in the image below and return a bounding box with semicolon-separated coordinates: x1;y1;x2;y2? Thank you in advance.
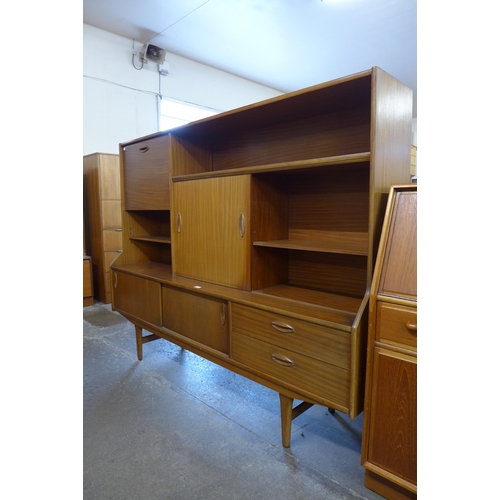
253;231;368;256
172;153;370;182
130;235;172;244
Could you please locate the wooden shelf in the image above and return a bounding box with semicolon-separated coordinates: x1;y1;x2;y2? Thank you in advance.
253;231;368;256
172;153;370;182
130;235;171;244
254;284;361;321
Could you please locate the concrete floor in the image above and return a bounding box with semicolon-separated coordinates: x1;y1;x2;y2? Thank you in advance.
83;301;384;500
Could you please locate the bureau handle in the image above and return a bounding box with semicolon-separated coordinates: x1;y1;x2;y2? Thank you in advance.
239;213;246;237
220;303;226;326
177;213;182;233
139;146;149;153
271;354;294;367
405;321;417;332
113;272;117;288
271;321;295;334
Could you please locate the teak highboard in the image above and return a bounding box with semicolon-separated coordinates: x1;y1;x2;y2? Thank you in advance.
110;67;413;448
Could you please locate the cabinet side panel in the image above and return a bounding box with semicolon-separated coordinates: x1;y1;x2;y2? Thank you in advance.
369;68;413;277
170;135;212;176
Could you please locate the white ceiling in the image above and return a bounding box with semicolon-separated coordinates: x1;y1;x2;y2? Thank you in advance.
83;0;417;117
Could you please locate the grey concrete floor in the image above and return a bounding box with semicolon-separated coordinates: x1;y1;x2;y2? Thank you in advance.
83;301;384;500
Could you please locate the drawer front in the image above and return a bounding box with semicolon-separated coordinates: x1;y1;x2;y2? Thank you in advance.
376;302;417;349
102;200;122;228
231;304;351;369
232;332;350;406
103;229;122;251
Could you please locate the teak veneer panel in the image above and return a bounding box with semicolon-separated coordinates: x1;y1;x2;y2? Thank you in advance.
111;67;413;450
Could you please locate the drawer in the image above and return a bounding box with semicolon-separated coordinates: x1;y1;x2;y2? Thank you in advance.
103;229;122;251
376;302;417;349
232;332;350;407
102;200;122;228
231;304;351;369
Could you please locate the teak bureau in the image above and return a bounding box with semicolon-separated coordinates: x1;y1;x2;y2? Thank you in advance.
110;67;413;448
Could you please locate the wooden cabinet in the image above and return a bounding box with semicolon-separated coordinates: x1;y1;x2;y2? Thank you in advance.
173;175;251;290
361;184;417;499
111;67;413;449
83;153;121;303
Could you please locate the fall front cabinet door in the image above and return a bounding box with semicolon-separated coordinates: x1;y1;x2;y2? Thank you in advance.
172;175;252;290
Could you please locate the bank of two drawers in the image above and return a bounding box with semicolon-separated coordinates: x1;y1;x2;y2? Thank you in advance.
230;304;351;405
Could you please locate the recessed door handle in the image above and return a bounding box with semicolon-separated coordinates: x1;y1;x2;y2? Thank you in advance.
177;213;182;233
220;303;226;326
239;213;245;237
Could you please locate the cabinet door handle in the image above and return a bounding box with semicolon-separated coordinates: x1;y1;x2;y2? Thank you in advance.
113;272;117;288
405;321;417;332
271;321;295;334
139;146;149;153
177;213;182;233
239;213;246;237
271;354;294;367
220;303;226;326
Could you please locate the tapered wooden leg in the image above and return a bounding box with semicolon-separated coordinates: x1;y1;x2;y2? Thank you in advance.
279;395;315;448
135;325;143;361
135;326;161;360
279;394;293;448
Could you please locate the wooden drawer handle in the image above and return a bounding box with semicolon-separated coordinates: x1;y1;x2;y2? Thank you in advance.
139;146;149;153
271;354;294;367
405;321;417;332
271;321;295;334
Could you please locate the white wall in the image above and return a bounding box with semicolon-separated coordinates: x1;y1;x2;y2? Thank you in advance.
83;24;283;155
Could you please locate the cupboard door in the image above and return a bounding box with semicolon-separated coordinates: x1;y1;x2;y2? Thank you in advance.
112;271;161;327
366;347;417;487
173;175;251;290
123;135;170;210
162;286;228;354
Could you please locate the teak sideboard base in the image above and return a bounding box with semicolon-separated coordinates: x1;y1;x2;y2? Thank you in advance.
114;266;368;448
111;67;413;449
